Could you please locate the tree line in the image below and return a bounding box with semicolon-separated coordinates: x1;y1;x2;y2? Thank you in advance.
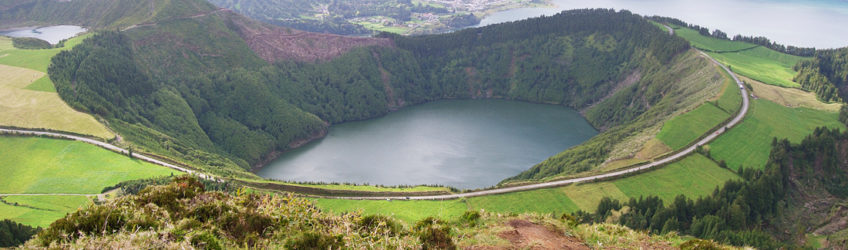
794;48;848;103
0;219;39;247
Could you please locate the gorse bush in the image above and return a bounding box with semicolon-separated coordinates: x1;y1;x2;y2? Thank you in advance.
30;177;431;248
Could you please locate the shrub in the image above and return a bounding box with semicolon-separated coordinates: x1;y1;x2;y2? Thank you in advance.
191;231;223;250
218;211;274;245
37;205;132;245
414;217;455;250
283;232;343;249
460;211;481;226
679;239;723;250
357;215;403;236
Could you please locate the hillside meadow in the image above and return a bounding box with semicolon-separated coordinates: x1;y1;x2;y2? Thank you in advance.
708;99;845;170
0;136;179;227
0;35;113;139
672;25;807;88
314;153;739;223
0;136;179;194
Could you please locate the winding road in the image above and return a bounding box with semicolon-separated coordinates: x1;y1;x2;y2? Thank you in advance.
0;26;749;201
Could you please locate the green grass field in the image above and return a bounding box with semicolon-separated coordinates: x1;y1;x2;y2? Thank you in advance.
316;154;738;220
672;26;807;88
656;103;730;150
0;35;113;139
708;47;804;88
313;198;466;224
466;188;579;215
714;68;742;114
674;27;757;52
709;99;845;170
0;136;179;194
471;154;737;212
0;34;89;73
0;195;91;228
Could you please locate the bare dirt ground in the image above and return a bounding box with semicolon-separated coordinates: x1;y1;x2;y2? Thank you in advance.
229;13;393;63
474;219;589;249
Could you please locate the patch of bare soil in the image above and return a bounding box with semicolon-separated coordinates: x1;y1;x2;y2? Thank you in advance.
230;15;393;63
482;220;589;250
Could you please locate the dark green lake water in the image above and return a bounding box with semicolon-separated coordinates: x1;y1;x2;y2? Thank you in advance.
256;100;598;189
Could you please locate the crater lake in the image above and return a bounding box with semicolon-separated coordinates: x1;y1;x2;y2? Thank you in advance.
256;100;598;189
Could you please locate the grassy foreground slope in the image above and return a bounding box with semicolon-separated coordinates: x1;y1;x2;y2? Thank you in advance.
0;35;113;139
708;99;845;170
673;25;806;88
0;136;178;227
21;177;736;249
315;153;739;221
0;136;178;194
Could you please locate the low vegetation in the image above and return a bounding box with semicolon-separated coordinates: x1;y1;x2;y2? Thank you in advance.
671;24;807;88
20;176;736;249
708;47;805;88
0;35;113;139
746;76;841;112
317;153;738;221
0;136;178;194
708;99;845;170
581;127;848;248
656;102;730;150
0;196;91;228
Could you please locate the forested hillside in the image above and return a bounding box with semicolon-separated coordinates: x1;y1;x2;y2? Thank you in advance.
795;48;848;102
580;127;848;248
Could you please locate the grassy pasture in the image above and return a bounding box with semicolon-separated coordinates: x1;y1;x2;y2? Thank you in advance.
673;27;757;52
656;103;730;150
707;47;804;88
714;68;742;113
708;99;845;170
0;35;113;138
0;136;179;194
313;198;466;224
315;154;737;220
746;76;841;112
0;195;91;228
466;188;580;215
671;26;807;88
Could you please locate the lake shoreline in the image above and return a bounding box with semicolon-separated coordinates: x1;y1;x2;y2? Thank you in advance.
252;98;598;189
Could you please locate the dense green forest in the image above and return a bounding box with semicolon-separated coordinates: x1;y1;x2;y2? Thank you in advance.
47;6;692;181
576;127;848;248
794;48;848;102
0;219;39;247
10;37;55;49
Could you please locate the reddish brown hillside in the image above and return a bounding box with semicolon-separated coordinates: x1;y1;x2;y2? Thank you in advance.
229;14;393;62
